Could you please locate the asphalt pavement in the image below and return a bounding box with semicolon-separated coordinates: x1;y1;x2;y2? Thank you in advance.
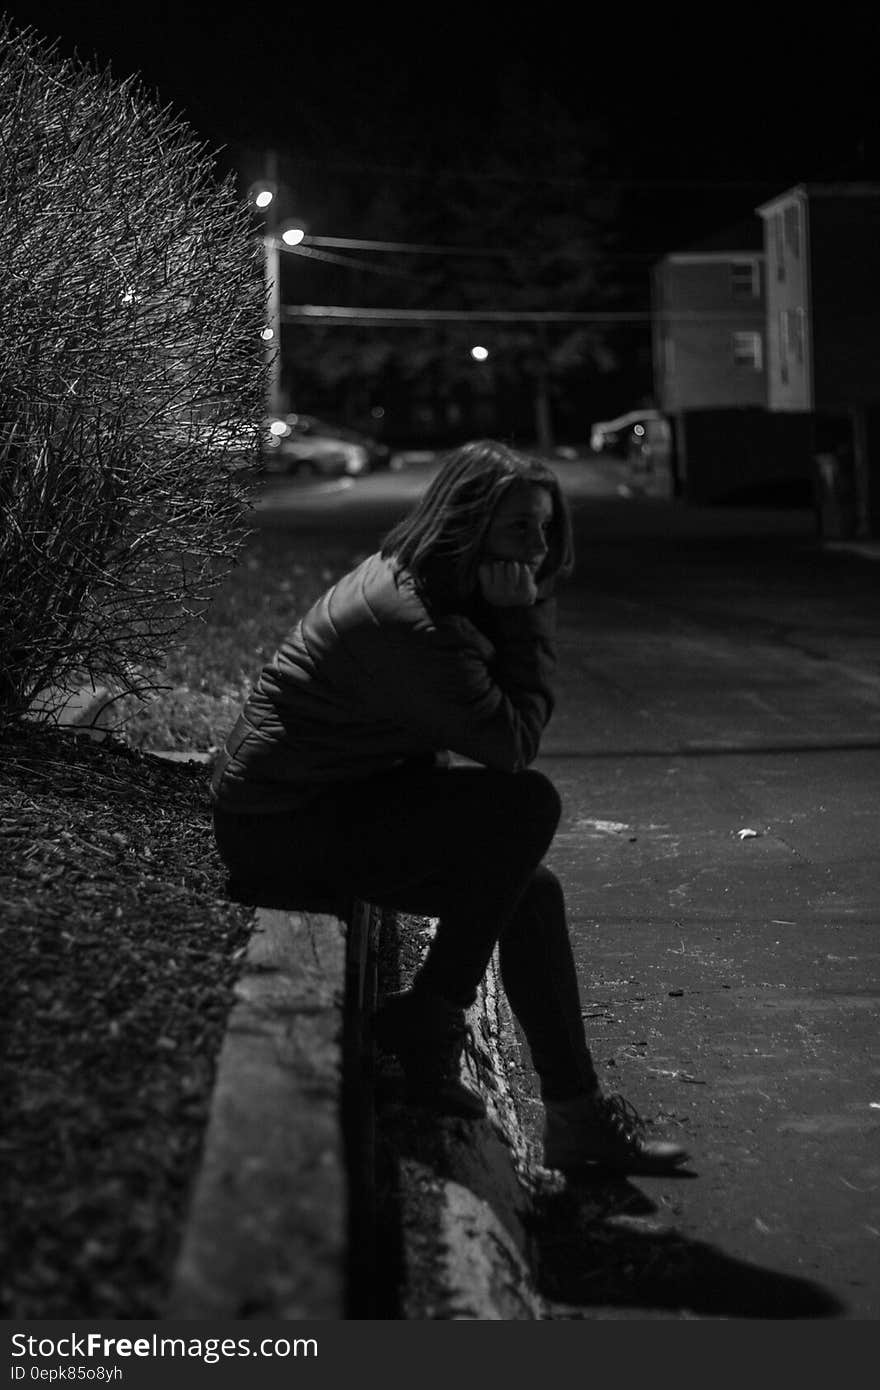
511;476;880;1319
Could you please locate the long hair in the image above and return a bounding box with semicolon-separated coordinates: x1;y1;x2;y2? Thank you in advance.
381;439;574;601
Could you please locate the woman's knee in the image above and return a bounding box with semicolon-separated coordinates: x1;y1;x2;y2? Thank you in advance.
515;769;562;823
487;771;562;860
483;767;561;827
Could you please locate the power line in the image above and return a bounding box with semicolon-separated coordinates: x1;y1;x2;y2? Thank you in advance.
305;235;509;256
287;235;758;267
283;242;420;281
282;304;763;325
303;235;693;261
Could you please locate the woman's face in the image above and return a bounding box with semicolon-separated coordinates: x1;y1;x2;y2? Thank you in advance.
481;483;554;573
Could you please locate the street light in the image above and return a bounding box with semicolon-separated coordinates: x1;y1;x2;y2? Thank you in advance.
248;178;277;210
248;162;310;419
263;231;283;417
248;172;285;417
261;221;309;417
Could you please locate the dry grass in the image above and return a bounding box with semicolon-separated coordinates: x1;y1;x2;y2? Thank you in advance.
109;529;371;751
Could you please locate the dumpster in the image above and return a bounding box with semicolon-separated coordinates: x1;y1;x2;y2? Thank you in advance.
813;417;858;539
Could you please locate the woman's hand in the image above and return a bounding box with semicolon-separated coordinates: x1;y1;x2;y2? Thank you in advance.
478;559;539;607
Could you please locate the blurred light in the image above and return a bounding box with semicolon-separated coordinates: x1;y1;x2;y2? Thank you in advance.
248;179;277;209
471;345;489;361
281;225;306;247
633;423;645;437
268;418;290;437
260;327;275;341
371;406;385;419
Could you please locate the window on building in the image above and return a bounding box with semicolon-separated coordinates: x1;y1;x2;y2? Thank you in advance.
774;213;785;282
783;203;801;258
732;331;763;369
730;260;759;298
777;311;789;385
781;308;805;366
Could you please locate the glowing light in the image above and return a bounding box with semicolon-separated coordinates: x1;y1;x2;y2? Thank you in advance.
269;419;290;437
254;189;274;209
633;423;645;437
371;406;385;419
281;226;306;247
471;345;489;361
260;327;275;341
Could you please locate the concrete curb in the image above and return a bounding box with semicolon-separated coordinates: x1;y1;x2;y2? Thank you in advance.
166;898;542;1320
165;906;351;1319
437;958;543;1319
378;920;544;1320
27;682;116;734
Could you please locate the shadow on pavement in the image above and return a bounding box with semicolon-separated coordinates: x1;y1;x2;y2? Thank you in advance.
528;1177;845;1319
540;738;880;759
373;1102;844;1319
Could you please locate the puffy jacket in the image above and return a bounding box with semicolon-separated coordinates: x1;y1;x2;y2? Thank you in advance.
210;551;557;813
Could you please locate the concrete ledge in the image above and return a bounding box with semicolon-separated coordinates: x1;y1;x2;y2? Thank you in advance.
166;906;350;1319
379;916;543;1320
166;893;541;1321
438;959;542;1319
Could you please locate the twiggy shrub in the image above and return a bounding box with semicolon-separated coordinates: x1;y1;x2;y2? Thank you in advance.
0;22;267;724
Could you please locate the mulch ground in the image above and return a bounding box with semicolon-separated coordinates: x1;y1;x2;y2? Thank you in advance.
0;720;253;1317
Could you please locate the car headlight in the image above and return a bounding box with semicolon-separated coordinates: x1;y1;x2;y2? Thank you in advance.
344;446;369;475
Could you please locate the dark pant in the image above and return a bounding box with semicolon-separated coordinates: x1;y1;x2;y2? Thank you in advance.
213;765;598;1100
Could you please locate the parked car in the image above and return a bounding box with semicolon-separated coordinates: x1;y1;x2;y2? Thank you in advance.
263;413;391;477
590;408;675;498
590;408;666;456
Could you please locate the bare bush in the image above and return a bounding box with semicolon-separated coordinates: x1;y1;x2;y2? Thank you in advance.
0;22;267;724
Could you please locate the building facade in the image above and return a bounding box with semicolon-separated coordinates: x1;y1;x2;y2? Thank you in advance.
757;183;880;535
652;218;767;415
649;219;812;505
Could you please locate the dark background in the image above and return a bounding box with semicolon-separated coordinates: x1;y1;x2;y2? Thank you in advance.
7;6;877;232
4;4;880;432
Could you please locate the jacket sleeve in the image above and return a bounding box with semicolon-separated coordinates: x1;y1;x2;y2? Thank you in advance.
356;597;557;772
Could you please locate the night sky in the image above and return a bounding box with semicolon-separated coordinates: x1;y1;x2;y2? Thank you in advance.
5;4;878;239
4;3;880;412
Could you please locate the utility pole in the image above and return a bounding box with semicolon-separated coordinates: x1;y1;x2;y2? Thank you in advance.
533;321;554;455
263;149;284;417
